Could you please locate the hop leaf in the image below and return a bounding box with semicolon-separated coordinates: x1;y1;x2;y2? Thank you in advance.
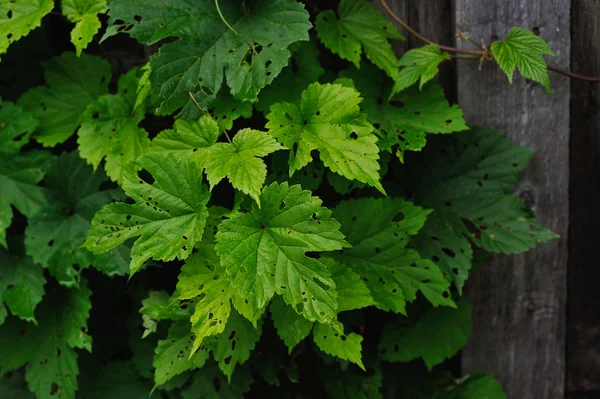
61;0;108;56
25;152;129;286
266;82;385;193
332;198;455;314
84;153;211;274
181;362;253;399
341;64;468;161
313;321;365;370
491;27;555;93
326;257;373;312
78;69;151;183
379;298;471;370
270;296;313;352
0;281;92;399
215;182;348;323
104;0;311;110
0;0;53;55
391;44;451;95
18;53;112;146
315;0;404;78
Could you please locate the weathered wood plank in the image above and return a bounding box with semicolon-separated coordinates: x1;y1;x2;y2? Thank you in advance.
569;0;600;392
454;2;569;398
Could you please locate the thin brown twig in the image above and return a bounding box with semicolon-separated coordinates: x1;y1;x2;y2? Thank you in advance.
378;0;600;83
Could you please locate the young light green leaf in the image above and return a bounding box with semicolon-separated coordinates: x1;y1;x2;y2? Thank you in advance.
326;258;374;312
83;153;211;274
0;282;92;399
216;182;348;323
0;246;46;325
18;53;112;146
78;70;150;183
105;0;311;109
140;290;192;338
313;321;365;370
341;64;468;162
266;82;384;193
153;321;210;387
379;298;471;370
392;44;450;95
24;152;128;286
61;0;108;56
491;27;555;93
0;0;54;55
333;198;455;313
270;296;314;352
213;310;262;381
315;0;403;78
205;129;283;205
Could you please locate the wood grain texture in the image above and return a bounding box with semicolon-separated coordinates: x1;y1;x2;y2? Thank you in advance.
569;0;600;392
454;2;569;398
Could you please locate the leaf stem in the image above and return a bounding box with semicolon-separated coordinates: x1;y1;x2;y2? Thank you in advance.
188;92;232;144
378;0;600;83
215;0;253;49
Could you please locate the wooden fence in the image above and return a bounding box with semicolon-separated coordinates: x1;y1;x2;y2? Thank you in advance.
377;1;599;398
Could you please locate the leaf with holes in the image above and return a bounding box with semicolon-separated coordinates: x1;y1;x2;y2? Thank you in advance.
176;249;264;355
326;257;373;312
379;298;471;370
332;198;455;313
0;0;54;55
18;53;111;146
0;281;92;399
415;127;558;255
215;182;348;323
266;82;384;193
104;0;311;111
153;320;210;387
341;64;468;161
391;44;450;95
491;27;554;93
25;152;129;286
270;296;313;352
0;245;46;325
62;0;108;56
83;152;211;274
78;70;150;183
313;321;365;370
181;361;253;399
204;129;283;205
267;151;325;192
140;290;192;338
212;310;262;382
315;0;403;78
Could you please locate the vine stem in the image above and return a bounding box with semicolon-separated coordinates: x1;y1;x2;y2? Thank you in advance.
378;0;600;83
215;0;254;50
188;92;232;144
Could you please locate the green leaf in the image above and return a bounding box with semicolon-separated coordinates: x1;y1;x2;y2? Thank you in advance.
313;321;365;370
215;182;348;323
181;362;253;399
341;64;468;161
333;198;455;313
323;361;382;399
0;246;45;325
205;129;283;205
315;0;403;78
24;152;128;286
80;360;159;399
415;127;558;255
392;44;450;95
61;0;108;56
84;153;211;274
326;257;374;312
153;321;209;387
176;249;264;354
270;296;313;352
267;151;325;192
491;27;554;93
256;38;325;114
78;70;150;183
266;82;384;193
0;99;38;157
213;310;262;381
105;0;311;110
454;372;507;399
0;0;54;55
0;281;92;399
379;298;471;370
140;290;191;338
0;372;35;399
18;53;112;146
